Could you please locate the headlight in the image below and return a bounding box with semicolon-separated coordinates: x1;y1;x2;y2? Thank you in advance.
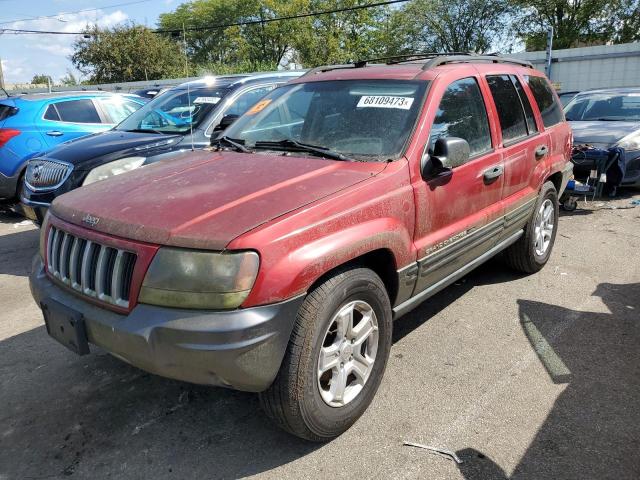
139;248;259;309
39;211;51;260
615;132;640;151
82;157;146;186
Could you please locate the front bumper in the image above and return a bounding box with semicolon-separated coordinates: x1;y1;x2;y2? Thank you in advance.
572;148;640;187
30;256;304;392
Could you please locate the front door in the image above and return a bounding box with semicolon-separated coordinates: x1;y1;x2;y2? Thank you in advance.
411;75;504;294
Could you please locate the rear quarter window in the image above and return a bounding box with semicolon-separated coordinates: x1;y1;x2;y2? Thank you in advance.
525;76;564;128
0;104;18;122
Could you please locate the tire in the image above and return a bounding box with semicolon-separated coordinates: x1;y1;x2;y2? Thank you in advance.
259;268;392;441
505;181;559;274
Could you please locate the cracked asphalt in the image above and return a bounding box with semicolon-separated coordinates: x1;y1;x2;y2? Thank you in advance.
1;192;639;480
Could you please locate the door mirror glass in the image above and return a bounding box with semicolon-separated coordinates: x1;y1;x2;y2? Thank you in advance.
211;114;240;143
421;137;470;179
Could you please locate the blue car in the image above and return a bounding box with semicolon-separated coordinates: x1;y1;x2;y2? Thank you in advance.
0;92;145;201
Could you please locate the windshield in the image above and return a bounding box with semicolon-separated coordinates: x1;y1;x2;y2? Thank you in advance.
224;80;428;161
565;92;640;122
116;86;229;134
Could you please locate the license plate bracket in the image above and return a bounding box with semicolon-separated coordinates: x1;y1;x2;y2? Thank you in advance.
42;299;90;355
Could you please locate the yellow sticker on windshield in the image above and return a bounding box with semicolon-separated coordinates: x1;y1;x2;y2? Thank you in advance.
247;99;272;115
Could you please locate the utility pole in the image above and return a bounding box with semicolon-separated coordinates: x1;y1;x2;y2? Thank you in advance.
545;26;554;79
0;56;5;90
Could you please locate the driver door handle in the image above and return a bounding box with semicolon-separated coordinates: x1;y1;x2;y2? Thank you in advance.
483;165;504;182
46;130;64;137
535;145;549;159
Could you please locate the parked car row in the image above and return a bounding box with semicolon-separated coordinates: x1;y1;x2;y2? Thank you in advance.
25;54;574;441
19;71;303;222
0;92;147;202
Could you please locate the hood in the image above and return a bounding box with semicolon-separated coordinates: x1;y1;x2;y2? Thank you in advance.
52;150;386;250
570;120;640;146
43;130;183;168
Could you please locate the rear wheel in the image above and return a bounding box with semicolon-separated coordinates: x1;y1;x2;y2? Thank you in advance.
505;181;559;273
260;268;392;441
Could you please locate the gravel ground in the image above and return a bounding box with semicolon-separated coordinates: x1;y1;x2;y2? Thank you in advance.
0;193;639;480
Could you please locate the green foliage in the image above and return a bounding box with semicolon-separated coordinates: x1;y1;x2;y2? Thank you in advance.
71;22;186;83
196;60;280;75
31;74;52;85
59;70;79;86
510;0;635;50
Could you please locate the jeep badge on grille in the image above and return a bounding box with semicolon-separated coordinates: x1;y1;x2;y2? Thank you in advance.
82;214;100;227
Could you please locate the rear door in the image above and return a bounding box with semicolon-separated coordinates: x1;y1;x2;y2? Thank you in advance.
410;74;504;294
39;98;107;147
484;73;545;239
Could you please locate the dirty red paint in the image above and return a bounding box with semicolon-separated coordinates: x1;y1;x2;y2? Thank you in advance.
48;61;571;310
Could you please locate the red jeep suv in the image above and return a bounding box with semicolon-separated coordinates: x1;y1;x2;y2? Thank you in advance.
30;54;573;441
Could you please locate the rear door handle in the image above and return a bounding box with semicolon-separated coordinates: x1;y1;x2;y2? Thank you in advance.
535;145;549;159
483;165;504;182
46;131;64;137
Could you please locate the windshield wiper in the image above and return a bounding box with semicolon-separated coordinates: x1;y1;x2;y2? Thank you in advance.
253;139;351;161
124;128;164;134
211;136;253;153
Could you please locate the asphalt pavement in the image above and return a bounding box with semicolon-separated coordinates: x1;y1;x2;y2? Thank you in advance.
1;193;639;480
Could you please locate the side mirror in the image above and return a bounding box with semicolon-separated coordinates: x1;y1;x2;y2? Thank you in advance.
421;137;470;179
212;114;239;135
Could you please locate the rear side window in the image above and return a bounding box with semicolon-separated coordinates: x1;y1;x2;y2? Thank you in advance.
50;99;101;124
430;77;492;157
525;76;564;128
512;76;538;134
0;104;18;122
486;75;528;143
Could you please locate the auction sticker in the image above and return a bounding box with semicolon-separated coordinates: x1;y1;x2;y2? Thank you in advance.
194;97;221;104
357;96;414;110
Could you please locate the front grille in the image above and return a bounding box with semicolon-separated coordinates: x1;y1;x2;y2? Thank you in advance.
46;225;137;308
25;159;72;191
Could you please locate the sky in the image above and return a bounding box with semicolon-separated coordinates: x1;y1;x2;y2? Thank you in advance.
0;0;190;84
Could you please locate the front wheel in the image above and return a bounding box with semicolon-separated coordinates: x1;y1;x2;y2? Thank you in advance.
259;268;392;441
505;181;559;273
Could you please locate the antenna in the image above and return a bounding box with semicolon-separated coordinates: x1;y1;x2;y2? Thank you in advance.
183;22;195;152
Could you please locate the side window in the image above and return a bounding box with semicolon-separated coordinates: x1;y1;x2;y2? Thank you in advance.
53;99;101;124
512;75;538;134
430;77;491;158
43;104;60;121
97;98;141;124
224;86;274;117
525;76;564;128
486;75;528;143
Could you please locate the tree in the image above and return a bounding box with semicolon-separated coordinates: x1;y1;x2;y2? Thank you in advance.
71;22;185;83
59;70;79;86
31;74;52;85
510;0;625;50
386;0;515;54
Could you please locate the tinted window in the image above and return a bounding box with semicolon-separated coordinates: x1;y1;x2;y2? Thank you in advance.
525;76;563;127
116;87;229;134
226;80;427;161
43;104;60;121
430;77;491;157
54;99;101;123
487;75;528;143
224;86;274;117
564;92;640;121
0;104;18;122
97;97;141;124
512;76;538;134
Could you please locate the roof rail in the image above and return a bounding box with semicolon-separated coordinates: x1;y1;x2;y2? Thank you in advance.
300;53;533;78
421;55;533;70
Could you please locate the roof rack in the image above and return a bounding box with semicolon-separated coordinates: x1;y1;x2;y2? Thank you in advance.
421;54;533;70
301;53;533;78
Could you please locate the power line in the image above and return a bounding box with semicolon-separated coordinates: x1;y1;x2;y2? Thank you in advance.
0;0;152;27
0;0;408;36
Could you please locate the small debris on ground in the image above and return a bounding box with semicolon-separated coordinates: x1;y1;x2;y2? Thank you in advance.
403;441;463;464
